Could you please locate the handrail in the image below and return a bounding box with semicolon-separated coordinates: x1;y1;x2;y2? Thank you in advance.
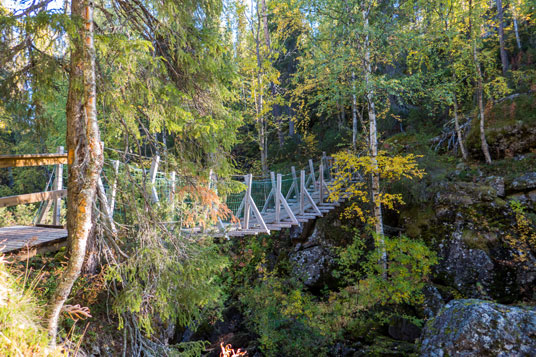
0;147;66;226
0;153;68;168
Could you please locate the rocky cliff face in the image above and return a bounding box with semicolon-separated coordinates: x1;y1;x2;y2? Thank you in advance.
400;166;536;302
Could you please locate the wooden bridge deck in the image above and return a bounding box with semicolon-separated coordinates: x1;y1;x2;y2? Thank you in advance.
0;225;67;258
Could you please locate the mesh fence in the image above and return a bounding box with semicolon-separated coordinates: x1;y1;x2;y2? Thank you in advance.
62;157;336;226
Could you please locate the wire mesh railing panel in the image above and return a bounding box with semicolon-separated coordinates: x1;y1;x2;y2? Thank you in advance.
225;191;245;218
94;155;336;231
251;179;273;211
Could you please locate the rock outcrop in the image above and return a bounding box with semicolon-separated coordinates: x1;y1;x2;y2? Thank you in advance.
289;225;335;288
420;299;536;357
402;170;536;301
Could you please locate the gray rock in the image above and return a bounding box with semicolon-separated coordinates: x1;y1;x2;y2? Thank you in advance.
420;299;536;357
510;172;536;192
290;245;333;287
289;223;304;240
484;176;505;197
434;181;498;209
436;228;494;298
422;285;444;319
290;226;335;287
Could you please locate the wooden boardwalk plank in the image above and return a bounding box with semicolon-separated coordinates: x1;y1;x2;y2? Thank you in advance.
0;226;67;257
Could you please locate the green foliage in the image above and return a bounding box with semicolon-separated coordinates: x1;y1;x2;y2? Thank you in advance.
169;341;209;357
240;275;330;357
108;228;229;336
0;204;36;227
335;234;438;308
504;200;536;264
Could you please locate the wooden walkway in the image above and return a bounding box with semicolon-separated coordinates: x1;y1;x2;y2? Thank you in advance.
209;161;346;238
0;226;67;258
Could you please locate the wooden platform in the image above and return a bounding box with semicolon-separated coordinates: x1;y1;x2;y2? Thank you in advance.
0;225;67;259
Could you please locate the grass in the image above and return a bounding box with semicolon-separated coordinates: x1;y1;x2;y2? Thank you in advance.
0;255;65;356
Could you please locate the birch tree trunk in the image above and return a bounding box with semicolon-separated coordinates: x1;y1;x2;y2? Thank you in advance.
46;0;103;344
362;7;386;272
496;0;508;75
254;21;268;175
453;92;468;160
260;0;283;148
512;0;522;50
470;0;492;164
352;72;358;150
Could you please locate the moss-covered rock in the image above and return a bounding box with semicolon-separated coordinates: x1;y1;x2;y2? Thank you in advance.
466;93;536;160
420;299;536;356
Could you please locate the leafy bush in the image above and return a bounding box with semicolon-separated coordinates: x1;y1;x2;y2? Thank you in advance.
240;276;330;357
335;234;438;308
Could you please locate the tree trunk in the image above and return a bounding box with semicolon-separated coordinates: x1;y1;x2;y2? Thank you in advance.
254;32;268;175
259;0;283;148
512;1;522;50
362;8;386;272
496;0;508;75
453;92;468;160
46;0;103;344
352;72;358;150
260;0;270;49
470;0;492;164
288;105;294;137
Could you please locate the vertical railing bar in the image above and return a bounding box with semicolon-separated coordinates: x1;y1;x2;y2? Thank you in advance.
52;146;64;226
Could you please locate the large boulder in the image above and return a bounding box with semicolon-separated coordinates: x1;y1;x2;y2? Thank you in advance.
420;299;536;357
289;225;336;288
435;226;495;298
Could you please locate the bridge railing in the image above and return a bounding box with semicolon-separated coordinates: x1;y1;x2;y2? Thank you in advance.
0;147;67;227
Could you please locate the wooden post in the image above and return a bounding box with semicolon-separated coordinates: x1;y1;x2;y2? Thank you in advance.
243;174;252;230
300;170;305;215
209;170;225;232
169;170;176;211
299;169;322;216
276;174;282;223
276;174;298;225
36;170;55;224
108;160;120;214
308;159;316;189
52;146;64;225
322;152;331;181
319;163;324;203
149;155;160;203
285;166;299;201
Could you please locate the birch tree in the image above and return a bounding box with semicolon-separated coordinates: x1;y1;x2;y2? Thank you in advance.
469;0;493;164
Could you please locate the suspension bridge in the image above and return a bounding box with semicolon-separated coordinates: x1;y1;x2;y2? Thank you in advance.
0;147;346;258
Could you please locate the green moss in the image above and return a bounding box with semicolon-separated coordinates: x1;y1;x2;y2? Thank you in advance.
462;229;493;252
